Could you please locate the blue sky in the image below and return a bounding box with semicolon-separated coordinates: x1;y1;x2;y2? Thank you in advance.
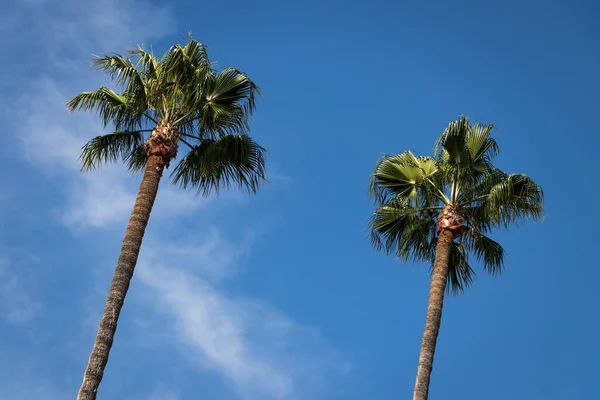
1;0;599;398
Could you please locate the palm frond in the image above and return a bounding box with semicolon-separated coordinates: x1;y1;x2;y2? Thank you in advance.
369;196;437;262
465;122;499;166
91;54;145;95
369;115;544;296
460;204;494;234
458;167;504;206
445;241;475;294
124;144;148;173
79;130;146;171
182;33;211;69
205;68;259;114
66;87;142;130
159;36;211;88
171;134;267;196
69;35;264;181
369;151;440;205
485;173;545;226
182;68;260;138
198;101;248;138
461;228;504;276
91;55;151;122
128;46;159;78
434;116;471;167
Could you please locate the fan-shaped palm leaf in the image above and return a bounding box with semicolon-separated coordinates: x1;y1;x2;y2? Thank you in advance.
370;151;441;205
79;130;147;171
171;134;266;196
445;242;475;294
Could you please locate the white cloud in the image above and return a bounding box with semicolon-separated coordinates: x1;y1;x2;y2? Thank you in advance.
5;0;192;230
147;393;179;400
0;382;67;400
136;232;351;400
131;386;180;400
143;229;249;283
10;11;210;229
23;0;174;60
5;1;350;399
17;77;85;170
0;258;38;324
14;74;145;229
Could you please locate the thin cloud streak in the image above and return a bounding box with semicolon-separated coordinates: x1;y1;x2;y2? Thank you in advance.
16;75;206;229
0;257;38;324
8;0;187;230
137;233;351;400
6;1;351;399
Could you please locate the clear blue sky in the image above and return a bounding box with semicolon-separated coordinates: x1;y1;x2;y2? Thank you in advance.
1;0;598;399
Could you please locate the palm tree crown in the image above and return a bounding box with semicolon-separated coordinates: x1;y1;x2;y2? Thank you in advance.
67;34;266;195
67;36;266;400
369;116;544;293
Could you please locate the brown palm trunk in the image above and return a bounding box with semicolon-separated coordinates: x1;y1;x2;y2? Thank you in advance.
77;154;165;400
413;229;453;400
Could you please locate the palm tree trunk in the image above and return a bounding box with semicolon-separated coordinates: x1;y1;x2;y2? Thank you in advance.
77;154;165;400
413;229;453;400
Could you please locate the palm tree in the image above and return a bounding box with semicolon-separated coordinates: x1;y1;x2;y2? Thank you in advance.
368;116;544;400
67;35;266;400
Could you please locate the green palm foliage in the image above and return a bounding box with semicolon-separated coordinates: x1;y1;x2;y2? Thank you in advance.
370;116;543;293
368;116;544;399
67;35;266;400
68;35;265;192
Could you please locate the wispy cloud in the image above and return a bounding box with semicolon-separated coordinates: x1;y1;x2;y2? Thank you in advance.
14;76;136;228
5;1;349;399
132;386;180;400
9;0;174;60
147;393;180;400
0;382;67;400
0;257;38;324
8;0;208;230
136;231;351;400
142;229;248;283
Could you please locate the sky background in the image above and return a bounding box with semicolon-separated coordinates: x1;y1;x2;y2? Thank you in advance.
0;0;599;399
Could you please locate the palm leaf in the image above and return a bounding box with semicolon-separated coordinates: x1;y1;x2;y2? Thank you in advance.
66;87;143;130
206;68;259;113
465;122;498;166
369;116;544;296
171;134;266;196
69;35;265;190
485;173;544;226
181;33;211;69
369;196;436;262
124;144;148;173
79;130;146;171
91;54;145;94
445;241;475;294
434;116;471;167
370;151;439;205
461;228;504;276
188;69;259;137
159;36;210;89
128;46;159;78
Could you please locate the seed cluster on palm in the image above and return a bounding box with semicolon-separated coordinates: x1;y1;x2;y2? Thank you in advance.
368;116;544;400
67;35;266;400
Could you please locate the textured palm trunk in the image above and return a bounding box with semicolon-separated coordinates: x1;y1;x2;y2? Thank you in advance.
77;154;165;400
412;227;454;400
